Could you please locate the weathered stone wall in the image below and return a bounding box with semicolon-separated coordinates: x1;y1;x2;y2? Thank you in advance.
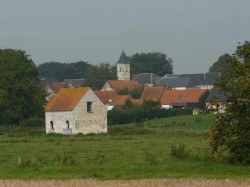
45;89;107;135
117;64;130;81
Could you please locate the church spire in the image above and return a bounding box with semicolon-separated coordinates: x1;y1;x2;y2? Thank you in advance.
117;50;129;64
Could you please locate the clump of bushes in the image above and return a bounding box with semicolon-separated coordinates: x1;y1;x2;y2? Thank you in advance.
20;117;45;128
108;100;192;125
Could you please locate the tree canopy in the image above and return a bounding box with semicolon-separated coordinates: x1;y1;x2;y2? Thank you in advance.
130;52;173;76
209;41;250;164
37;61;91;82
0;49;46;125
209;54;231;74
84;63;117;90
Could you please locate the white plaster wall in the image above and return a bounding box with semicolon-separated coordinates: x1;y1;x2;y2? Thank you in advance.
161;105;172;109
117;64;130;81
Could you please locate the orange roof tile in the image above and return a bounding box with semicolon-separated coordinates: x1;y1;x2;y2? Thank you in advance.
94;90;117;105
45;87;89;111
108;80;139;91
160;88;207;105
109;95;132;106
141;87;165;100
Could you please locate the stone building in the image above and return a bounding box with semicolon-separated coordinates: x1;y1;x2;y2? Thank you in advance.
45;87;107;135
117;51;130;81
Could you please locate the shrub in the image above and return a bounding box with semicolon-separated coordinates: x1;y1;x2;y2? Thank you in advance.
20;117;45;128
171;144;188;159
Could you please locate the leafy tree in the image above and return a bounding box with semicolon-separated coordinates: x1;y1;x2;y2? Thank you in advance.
118;85;144;99
85;63;117;90
0;49;46;125
130;52;173;76
209;54;231;74
37;61;91;82
198;90;210;109
209;41;250;165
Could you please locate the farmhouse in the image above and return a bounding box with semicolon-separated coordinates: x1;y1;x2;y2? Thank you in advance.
45;87;107;135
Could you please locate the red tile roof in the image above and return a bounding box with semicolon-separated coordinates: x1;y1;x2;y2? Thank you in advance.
45;88;89;112
109;95;132;106
141;87;165;100
94;90;117;105
108;80;139;91
160;88;207;105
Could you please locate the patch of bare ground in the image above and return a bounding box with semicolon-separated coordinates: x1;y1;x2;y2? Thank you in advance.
0;179;249;187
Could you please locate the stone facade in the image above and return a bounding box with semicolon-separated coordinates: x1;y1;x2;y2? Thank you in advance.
45;89;107;135
117;63;130;81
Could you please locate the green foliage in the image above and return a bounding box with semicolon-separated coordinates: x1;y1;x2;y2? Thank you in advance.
118;85;144;99
209;53;231;74
210;41;250;165
0;49;46;125
130;52;173;76
37;61;91;81
198;90;210;109
20;117;45;128
84;63;117;90
171;144;188;159
108;100;193;125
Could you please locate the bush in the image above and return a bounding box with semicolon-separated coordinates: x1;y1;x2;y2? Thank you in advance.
171;144;188;159
20;117;45;128
108;107;192;125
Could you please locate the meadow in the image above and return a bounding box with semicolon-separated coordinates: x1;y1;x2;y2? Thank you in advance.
0;114;249;180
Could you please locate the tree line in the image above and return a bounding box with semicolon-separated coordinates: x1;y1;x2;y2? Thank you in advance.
38;52;173;90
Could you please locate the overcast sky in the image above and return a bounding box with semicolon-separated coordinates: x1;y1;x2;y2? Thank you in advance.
0;0;249;73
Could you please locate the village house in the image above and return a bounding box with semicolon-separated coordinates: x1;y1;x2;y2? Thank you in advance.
45;87;107;135
101;80;139;92
205;87;231;113
160;88;207;109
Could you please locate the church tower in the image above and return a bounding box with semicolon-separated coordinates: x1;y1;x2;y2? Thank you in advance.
116;51;130;81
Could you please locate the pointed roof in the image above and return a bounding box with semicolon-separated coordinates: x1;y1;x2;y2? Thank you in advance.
108;95;132;106
45;87;89;112
132;73;160;85
117;50;129;64
94;90;117;105
141;87;165;100
107;80;139;91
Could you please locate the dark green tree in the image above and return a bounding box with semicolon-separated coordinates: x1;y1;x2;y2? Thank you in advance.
130;52;173;76
85;63;117;90
118;85;144;99
198;90;210;109
210;41;250;164
209;54;231;74
37;61;91;81
0;49;46;125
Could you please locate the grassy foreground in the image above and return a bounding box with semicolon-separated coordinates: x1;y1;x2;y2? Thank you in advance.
0;114;249;180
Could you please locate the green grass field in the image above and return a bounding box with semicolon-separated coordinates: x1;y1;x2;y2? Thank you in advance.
0;114;249;180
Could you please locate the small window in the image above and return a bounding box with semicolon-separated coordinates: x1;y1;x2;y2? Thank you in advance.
120;68;122;72
66;120;69;129
50;121;54;129
87;102;92;112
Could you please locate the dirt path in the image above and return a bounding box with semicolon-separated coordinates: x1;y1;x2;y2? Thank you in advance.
0;179;249;187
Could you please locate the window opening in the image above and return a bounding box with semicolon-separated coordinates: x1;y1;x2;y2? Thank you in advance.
66;120;69;129
87;102;92;112
50;121;54;129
